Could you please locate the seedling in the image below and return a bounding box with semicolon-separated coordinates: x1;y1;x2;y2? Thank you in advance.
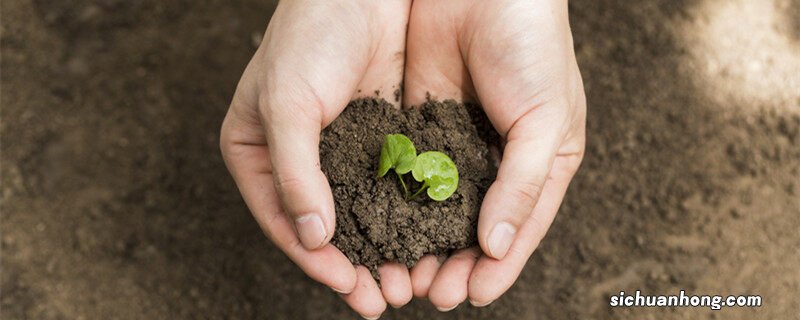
377;134;459;201
409;151;459;201
377;134;417;194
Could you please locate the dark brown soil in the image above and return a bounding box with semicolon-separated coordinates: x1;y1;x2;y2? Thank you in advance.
320;99;496;271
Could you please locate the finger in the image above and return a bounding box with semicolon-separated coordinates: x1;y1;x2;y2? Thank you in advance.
378;263;413;308
353;0;411;107
220;122;358;293
402;0;476;107
409;255;442;298
468;156;578;305
428;248;480;311
340;266;387;320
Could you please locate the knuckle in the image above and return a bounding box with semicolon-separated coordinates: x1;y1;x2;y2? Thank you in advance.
449;250;481;263
218;134;239;171
258;209;303;250
503;179;544;210
527;215;551;248
277;231;304;252
569;153;585;175
273;173;306;196
507;244;527;260
556;150;585;179
219;112;236;155
219;128;232;156
257;76;327;124
263;208;285;228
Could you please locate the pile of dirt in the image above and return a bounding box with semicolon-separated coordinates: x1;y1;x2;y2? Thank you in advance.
319;98;498;271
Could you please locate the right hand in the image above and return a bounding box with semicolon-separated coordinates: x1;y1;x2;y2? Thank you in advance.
219;1;413;318
402;0;585;310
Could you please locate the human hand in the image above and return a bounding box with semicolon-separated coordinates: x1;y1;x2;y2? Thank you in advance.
219;0;413;318
402;0;586;310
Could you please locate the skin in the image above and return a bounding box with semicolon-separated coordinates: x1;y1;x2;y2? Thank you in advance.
220;0;585;318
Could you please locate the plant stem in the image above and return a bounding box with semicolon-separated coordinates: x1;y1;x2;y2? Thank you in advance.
407;182;428;201
396;171;408;196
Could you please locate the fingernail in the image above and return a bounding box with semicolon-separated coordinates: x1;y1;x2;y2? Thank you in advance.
295;214;327;249
487;221;516;259
330;286;349;294
469;299;494;307
436;304;458;312
361;314;381;320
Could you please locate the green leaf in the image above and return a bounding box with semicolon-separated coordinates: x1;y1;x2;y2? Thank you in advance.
411;151;459;201
377;134;417;177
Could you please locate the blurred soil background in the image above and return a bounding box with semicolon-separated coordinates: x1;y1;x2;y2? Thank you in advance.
2;0;799;319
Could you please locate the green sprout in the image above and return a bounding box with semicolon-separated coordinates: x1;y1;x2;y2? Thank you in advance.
377;134;459;201
377;134;417;195
409;151;459;201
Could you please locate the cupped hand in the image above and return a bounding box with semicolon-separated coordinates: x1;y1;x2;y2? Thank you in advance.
219;0;413;318
402;0;586;310
222;0;585;315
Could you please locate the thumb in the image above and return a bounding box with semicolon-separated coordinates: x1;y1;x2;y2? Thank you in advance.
261;89;340;250
253;1;371;251
477;101;569;259
457;0;577;260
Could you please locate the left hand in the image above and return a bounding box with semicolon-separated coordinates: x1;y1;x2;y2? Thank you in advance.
401;0;586;310
220;1;413;317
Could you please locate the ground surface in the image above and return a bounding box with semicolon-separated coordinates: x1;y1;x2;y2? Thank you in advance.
2;0;799;319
